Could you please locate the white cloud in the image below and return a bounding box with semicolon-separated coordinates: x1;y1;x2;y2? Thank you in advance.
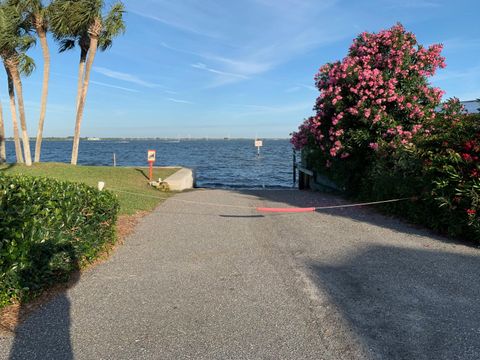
134;0;352;87
301;84;317;91
191;63;248;79
91;80;140;93
167;98;194;104
285;84;317;93
93;67;159;88
130;11;220;38
285;86;302;93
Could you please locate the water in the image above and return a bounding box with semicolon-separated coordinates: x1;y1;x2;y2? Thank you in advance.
5;139;295;189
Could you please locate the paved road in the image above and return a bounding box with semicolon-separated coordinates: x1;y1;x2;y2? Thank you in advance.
1;189;479;359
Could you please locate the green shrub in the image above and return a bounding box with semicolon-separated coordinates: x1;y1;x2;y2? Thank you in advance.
357;110;479;242
0;175;119;307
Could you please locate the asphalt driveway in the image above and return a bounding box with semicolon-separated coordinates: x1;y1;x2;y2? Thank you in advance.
1;189;479;359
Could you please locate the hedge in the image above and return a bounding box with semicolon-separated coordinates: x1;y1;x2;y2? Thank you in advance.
0;175;119;307
302;112;480;243
363;113;480;242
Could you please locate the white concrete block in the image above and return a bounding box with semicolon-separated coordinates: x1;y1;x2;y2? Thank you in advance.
164;168;194;191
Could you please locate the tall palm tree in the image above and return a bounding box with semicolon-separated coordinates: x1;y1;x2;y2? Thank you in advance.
57;32;89;110
0;97;5;163
9;0;51;162
50;0;125;165
0;3;35;166
4;63;23;163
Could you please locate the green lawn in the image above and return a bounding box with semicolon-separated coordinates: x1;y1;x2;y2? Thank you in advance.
0;163;179;215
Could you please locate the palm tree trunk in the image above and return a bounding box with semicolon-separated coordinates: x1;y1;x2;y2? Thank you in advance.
5;65;23;163
9;64;32;166
76;48;87;111
0;99;5;163
34;28;50;163
71;37;98;165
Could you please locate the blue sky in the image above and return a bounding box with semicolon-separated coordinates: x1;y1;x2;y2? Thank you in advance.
1;0;479;138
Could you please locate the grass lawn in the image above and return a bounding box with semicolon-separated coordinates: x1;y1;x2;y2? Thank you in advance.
0;162;179;215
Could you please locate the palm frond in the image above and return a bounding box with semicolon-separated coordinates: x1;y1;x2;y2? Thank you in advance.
49;0;102;37
98;37;111;51
58;37;76;52
0;3;36;57
98;1;124;51
18;53;35;76
18;33;36;52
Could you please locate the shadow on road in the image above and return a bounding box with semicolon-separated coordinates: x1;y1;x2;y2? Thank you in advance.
243;189;477;247
6;242;80;360
308;245;480;359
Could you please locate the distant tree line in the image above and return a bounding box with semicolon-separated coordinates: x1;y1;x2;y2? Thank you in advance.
0;0;126;166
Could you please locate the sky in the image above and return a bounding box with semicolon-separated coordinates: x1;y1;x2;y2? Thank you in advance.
1;0;479;138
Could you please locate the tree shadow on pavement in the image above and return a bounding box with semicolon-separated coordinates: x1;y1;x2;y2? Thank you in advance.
6;242;80;360
308;245;480;359
242;189;477;247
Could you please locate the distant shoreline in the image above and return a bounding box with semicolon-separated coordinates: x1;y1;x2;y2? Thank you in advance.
5;137;290;141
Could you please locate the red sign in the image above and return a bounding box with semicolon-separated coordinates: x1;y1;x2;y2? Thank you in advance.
147;150;156;181
147;150;156;163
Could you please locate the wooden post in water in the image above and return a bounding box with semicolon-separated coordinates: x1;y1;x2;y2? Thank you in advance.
113;153;116;167
293;150;296;187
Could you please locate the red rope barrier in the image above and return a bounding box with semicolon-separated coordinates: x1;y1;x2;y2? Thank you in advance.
256;207;316;213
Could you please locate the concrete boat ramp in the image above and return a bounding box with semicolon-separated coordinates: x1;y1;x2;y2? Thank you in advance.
1;189;479;359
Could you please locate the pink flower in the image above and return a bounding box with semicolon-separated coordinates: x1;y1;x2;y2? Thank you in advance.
369;142;379;151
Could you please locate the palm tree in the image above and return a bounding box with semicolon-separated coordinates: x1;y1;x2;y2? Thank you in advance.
57;32;89;109
4;64;24;163
0;3;36;166
9;0;51;163
50;0;125;165
0;97;5;163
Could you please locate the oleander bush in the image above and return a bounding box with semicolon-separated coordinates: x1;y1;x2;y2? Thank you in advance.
364;107;479;241
0;175;119;307
291;24;479;242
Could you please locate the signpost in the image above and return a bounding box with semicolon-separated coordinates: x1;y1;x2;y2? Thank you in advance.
147;150;156;181
255;139;263;156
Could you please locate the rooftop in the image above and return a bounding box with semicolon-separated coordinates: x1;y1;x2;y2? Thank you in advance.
461;100;480;114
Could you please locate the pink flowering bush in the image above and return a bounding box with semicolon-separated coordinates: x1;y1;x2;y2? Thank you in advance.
292;23;445;188
291;24;479;242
